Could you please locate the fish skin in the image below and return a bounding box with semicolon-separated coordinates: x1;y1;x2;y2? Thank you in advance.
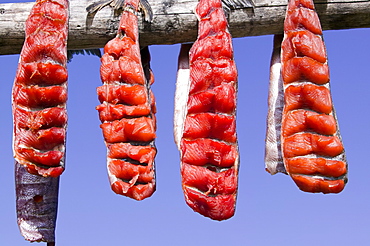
176;0;239;220
265;35;286;175
174;43;192;149
265;0;347;193
15;161;59;243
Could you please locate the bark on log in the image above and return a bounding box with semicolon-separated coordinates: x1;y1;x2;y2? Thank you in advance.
0;0;369;55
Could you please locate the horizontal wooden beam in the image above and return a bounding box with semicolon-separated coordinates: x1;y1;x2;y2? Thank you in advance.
0;0;369;55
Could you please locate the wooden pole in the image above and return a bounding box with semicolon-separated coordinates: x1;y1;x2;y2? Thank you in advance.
0;0;369;55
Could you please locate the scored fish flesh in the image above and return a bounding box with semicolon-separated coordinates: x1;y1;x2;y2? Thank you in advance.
265;0;347;193
175;0;239;220
12;0;69;178
91;0;157;200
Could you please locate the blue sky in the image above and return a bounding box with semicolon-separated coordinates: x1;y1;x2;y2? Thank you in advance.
1;0;370;245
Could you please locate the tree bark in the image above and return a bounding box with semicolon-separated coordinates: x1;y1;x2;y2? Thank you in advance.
0;0;369;55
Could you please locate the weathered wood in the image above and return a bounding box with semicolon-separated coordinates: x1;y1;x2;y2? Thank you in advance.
0;0;369;55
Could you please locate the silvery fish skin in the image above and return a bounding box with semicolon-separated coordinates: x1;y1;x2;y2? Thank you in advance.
174;43;192;149
265;34;286;175
15;161;59;243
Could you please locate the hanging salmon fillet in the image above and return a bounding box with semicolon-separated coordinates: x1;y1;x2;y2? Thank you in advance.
12;0;69;243
265;0;347;193
12;0;69;178
88;0;156;200
175;0;239;220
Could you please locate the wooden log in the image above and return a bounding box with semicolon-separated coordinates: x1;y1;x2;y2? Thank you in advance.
0;0;369;55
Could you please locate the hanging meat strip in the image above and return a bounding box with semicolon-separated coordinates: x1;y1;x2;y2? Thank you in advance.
12;0;69;178
175;0;239;220
12;0;69;243
265;0;347;193
88;0;156;200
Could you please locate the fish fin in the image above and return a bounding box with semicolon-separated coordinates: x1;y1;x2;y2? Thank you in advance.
222;0;254;11
67;49;102;63
111;0;125;9
86;0;115;14
139;0;153;22
87;0;153;22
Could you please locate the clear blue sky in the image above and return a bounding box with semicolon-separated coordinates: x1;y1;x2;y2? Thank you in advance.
1;0;370;245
